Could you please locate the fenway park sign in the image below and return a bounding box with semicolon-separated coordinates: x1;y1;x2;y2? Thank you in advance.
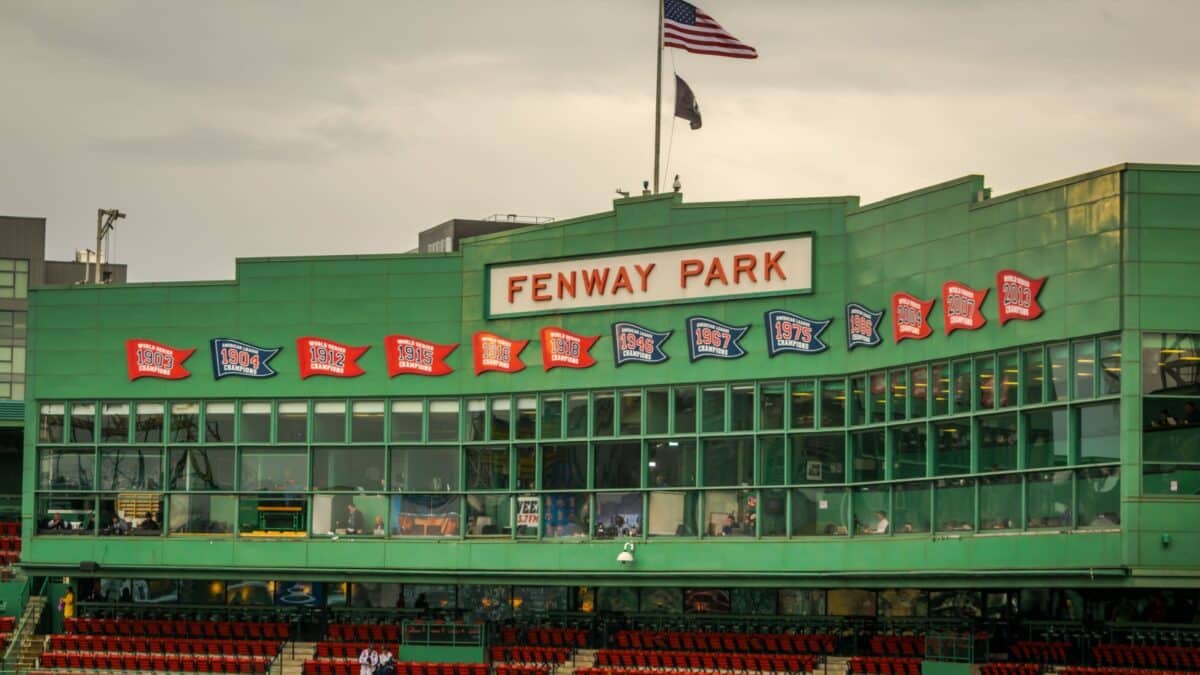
487;235;813;317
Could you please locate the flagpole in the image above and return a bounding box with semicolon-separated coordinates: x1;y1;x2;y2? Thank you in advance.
652;0;663;194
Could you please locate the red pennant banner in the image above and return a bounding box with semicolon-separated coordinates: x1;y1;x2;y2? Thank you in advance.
942;281;989;335
996;269;1047;325
125;339;195;381
384;334;457;377
473;331;528;375
540;326;599;371
296;336;369;378
891;292;935;343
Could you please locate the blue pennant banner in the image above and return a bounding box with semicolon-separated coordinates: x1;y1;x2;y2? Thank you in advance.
845;303;884;350
211;338;281;379
764;310;831;356
686;316;749;361
612;321;672;366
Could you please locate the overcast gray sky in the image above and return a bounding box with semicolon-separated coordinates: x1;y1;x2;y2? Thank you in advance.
2;1;1198;282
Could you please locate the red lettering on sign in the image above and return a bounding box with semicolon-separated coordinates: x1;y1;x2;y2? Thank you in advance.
763;251;787;280
507;275;527;304
557;271;576;299
704;257;728;286
680;258;703;288
582;267;610;295
733;254;758;283
634;263;655;291
531;273;552;302
611;266;634;294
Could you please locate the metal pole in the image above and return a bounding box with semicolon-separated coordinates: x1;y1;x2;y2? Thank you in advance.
652;0;663;194
93;210;104;284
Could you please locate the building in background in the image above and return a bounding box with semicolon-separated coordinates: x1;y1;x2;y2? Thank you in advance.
417;215;553;253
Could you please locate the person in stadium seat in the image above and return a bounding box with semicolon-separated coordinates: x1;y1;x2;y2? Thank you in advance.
140;512;160;531
358;643;379;675
873;511;890;534
45;513;69;531
105;515;128;535
373;515;386;536
345;502;365;534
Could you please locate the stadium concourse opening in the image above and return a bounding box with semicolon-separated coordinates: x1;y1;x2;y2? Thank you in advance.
12;163;1200;673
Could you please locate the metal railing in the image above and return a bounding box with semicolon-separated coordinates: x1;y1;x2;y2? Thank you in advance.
925;631;986;663
402;619;484;647
0;577;43;672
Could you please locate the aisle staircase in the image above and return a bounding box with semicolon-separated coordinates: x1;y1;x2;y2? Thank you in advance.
275;640;316;675
8;594;48;673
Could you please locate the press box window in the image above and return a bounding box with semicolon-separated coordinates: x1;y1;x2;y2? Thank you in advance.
170;402;199;443
277;402;308;443
515;397;537;440
101;403;130;443
351;400;384;442
648;440;696;488
490;398;511;441
239;402;271;443
203;402;234;443
313;447;384;491
100;448;163;490
428;400;460;442
595;442;642;489
39;448;95;490
40;403;65;443
702;437;752;487
313;401;346;443
168;448;235;491
134;403;164;443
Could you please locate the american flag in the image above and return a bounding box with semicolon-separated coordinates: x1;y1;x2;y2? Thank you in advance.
663;0;758;59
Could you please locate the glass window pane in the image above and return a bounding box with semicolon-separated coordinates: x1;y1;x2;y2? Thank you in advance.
1047;343;1069;402
648;439;696;488
979;475;1020;530
428;400;459;442
1027;471;1073;529
101;403;129;443
392;494;460;537
168;448;235;491
851;430;885;482
596;492;643;538
1143;398;1200;462
674;386;697;433
467;494;512;537
352;400;384;442
646;389;669;435
515;396;537;440
239;402;271;443
975;355;995;410
1077;467;1120;527
951;360;972;413
790;380;815;429
890;370;908;421
1142;464;1200;495
892;424;927;479
759;488;787;537
1027;408;1069;468
1079;402;1120;463
853;485;890;534
790;433;845;484
893;481;930;533
541;444;586;490
489;398;511;441
931;363;950;416
848;377;866;426
273;402;306;443
240;448;307;491
391;447;459;491
40;403;65;443
466;446;509;490
1024;348;1045;405
933;419;971;475
821;379;846;428
170;402;199;443
38;494;95;533
566;393;589;438
910;367;928;419
542;493;588;538
869;372;887;423
515;445;536;490
703;490;753;537
595;441;642;489
998;352;1019;408
134;403;164;443
593;392;615;437
792;487;848;536
73;403;98;443
648;491;698;537
313;447;384;490
760;382;785;430
1141;333;1200;395
168;494;236;534
935;478;975;532
313;493;387;536
39;448;95;489
1073;340;1096;399
204;402;234;443
619;391;642;436
540;395;563;439
100;448;163;490
1099;336;1121;396
730;385;754;431
978;413;1018;471
313;401;346;443
386;400;421;442
100;494;162;534
702;386;725;433
758;435;786;485
702;437;752;487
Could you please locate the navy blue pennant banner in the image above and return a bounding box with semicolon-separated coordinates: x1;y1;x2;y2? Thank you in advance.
612;321;672;366
211;338;281;379
845;303;884;350
764;310;831;356
686;316;749;361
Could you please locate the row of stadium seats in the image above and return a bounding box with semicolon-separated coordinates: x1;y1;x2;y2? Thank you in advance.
39;651;271;673
847;656;923;675
579;669;791;675
980;664;1042;675
869;635;924;657
1093;644;1200;669
315;642;400;659
0;521;17;536
1010;641;1072;663
47;634;282;656
611;630;836;654
498;626;589;647
0;615;14;632
1062;668;1197;675
303;662;538;675
596;649;817;672
327;622;403;642
65;617;290;639
490;646;573;663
